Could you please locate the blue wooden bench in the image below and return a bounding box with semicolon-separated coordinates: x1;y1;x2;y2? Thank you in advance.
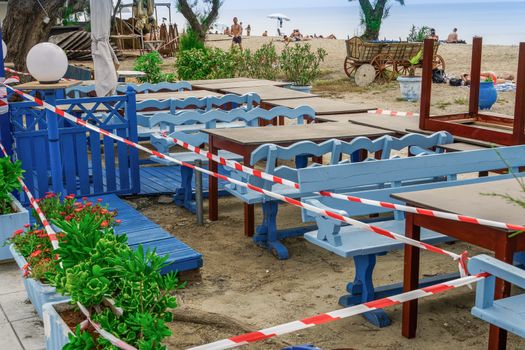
66;81;192;98
147;106;316;212
135;93;261;137
224;131;453;260
96;194;203;274
297;145;525;327
469;255;525;342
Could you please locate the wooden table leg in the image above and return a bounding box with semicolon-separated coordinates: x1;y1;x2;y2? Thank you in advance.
402;213;421;339
208;136;219;221
487;239;514;350
243;153;255;236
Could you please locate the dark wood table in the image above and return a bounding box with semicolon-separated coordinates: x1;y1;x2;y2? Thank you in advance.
204;123;394;236
348;114;420;135
265;97;376;115
220;85;318;100
392;179;525;350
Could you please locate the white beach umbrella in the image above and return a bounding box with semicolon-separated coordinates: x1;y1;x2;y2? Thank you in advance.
90;0;119;96
267;13;291;21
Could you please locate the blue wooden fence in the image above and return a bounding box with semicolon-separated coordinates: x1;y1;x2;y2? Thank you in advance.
9;89;140;202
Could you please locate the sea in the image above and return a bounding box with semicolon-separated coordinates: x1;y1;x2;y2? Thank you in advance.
153;0;525;46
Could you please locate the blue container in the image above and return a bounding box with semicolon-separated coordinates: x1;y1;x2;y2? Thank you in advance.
0;195;29;261
479;81;497;110
282;345;322;350
43;300;73;350
285;84;312;94
9;244;68;319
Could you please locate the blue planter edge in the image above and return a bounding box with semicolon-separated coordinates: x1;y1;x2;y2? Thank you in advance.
9;244;68;319
43;300;73;350
0;195;29;261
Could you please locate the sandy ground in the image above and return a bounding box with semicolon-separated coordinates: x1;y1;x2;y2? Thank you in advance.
118;34;519;117
125;195;524;350
113;36;525;349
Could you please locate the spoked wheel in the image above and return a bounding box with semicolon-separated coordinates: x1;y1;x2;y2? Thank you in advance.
432;54;446;71
371;54;396;82
394;61;412;77
344;57;360;79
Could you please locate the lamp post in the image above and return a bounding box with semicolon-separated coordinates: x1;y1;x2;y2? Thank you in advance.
24;43;71;196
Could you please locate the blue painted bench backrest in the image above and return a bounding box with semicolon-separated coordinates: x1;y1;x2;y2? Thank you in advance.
297;145;525;223
241;131;453;192
135;93;261;115
148;106;316;153
66;81;192;98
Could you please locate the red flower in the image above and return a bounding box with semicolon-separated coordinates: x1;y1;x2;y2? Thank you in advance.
82;197;88;201
24;224;30;228
100;221;109;228
74;202;83;207
12;229;24;237
22;263;30;270
45;193;56;199
30;250;42;258
23;269;30;278
115;219;122;224
65;194;75;200
85;201;92;207
74;207;83;213
97;198;103;203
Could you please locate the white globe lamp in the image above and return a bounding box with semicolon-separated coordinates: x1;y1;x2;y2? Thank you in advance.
26;43;68;84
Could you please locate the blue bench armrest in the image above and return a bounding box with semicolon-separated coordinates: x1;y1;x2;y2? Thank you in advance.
469;254;525;308
304;198;347;246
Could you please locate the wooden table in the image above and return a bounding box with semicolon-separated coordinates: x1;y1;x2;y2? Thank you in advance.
266;97;376;115
117;70;146;82
220;85;318;100
188;77;256;85
348;114;420;135
392;179;525;349
317;113;378;123
204;123;394;235
192;79;290;92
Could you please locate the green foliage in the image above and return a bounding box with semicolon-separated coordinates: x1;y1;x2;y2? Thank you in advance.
179;28;205;52
0;156;23;214
351;0;405;40
176;47;241;80
134;52;175;84
280;44;327;86
63;325;95;350
241;43;280;81
407;25;431;42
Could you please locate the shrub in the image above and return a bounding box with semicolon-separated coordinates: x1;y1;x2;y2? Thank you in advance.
241;43;280;81
280;44;327;86
179;28;205;52
0;156;23;214
407;25;431;42
133;51;175;84
176;47;242;80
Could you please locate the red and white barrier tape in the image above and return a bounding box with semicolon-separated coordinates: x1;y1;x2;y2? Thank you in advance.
5;67;31;76
0;142;134;349
188;272;488;350
5;85;467;273
368;108;419;117
156;134;525;236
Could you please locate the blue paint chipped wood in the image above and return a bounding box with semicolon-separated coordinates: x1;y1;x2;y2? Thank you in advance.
94;194;203;273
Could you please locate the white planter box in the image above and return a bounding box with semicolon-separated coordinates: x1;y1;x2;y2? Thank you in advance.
0;195;29;261
43;300;73;350
9;244;68;319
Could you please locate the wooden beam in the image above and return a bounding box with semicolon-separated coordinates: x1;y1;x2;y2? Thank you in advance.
468;37;483;116
419;39;435;130
512;42;525;144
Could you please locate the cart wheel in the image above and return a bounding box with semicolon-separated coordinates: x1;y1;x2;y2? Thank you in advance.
394;61;412;77
354;64;376;87
371;54;395;82
433;54;446;71
344;57;359;78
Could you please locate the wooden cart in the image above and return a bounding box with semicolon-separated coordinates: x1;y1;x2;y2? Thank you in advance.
344;36;445;83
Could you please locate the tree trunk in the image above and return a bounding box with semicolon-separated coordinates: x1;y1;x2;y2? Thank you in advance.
176;0;221;43
359;0;387;41
4;0;66;70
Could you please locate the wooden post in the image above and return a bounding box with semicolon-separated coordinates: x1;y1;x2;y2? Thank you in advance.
0;27;13;157
419;39;434;130
469;37;483;117
195;159;204;226
512;42;525;144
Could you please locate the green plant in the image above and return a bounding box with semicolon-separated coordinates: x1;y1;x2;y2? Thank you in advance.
176;47;242;80
280;44;327;86
407;25;431;42
134;52;175;84
241;43;280;81
179;28;205;52
63;325;96;350
0;156;24;214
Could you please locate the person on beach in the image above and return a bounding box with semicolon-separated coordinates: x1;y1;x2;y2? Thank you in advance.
231;17;242;49
262;30;268;37
447;28;459;43
246;24;251;36
428;28;439;41
240;22;244;35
